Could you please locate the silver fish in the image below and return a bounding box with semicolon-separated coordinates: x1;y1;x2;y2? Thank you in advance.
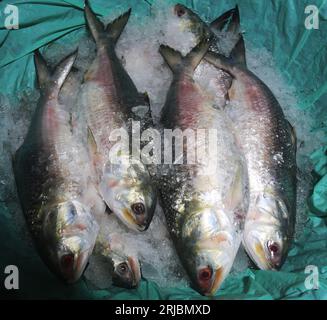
82;1;157;232
62;65;143;289
204;37;297;270
94;227;141;289
173;4;241;109
158;39;248;295
83;183;142;289
13;50;99;283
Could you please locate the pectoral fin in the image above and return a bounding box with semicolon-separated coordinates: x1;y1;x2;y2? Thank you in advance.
224;162;244;212
286;120;297;153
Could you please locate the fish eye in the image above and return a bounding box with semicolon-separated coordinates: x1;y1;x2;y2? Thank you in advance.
175;5;186;17
131;203;145;216
267;241;279;254
198;266;213;281
61;253;75;270
117;262;129;275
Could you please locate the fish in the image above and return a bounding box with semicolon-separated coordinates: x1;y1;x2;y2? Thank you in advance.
172;4;241;109
173;3;241;55
158;39;248;295
204;36;297;270
94;228;141;289
12;50;99;283
84;184;142;289
61;62;142;289
82;0;157;232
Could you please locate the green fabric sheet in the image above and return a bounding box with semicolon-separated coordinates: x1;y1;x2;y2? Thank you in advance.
0;0;326;300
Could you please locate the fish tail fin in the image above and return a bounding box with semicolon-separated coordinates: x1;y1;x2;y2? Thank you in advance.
204;52;235;76
84;0;105;44
204;33;246;75
160;38;210;74
210;6;240;37
227;5;240;33
34;50;51;89
105;9;132;44
34;49;77;91
185;38;211;72
210;7;236;31
52;50;78;91
230;34;246;66
159;45;183;73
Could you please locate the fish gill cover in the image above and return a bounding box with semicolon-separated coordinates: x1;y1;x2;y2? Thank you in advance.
0;0;326;299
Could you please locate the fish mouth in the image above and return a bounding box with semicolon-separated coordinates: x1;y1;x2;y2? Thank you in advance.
205;267;224;296
112;257;141;289
251;242;280;270
122;208;148;232
128;256;141;288
60;249;91;283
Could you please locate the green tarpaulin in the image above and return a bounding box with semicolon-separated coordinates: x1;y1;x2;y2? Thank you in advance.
0;0;326;299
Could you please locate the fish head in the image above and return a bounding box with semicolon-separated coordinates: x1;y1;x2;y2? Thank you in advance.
109;252;141;289
243;193;294;270
100;156;157;232
180;205;237;296
41;200;99;283
173;3;212;41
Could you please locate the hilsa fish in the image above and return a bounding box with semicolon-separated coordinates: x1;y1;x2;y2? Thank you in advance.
82;0;157;232
84;163;142;289
62;67;142;288
13;50;99;283
158;39;248;296
173;3;241;109
94;225;141;289
204;36;297;270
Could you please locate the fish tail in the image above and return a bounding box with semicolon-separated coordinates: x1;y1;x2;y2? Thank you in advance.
34;49;77;92
228;5;240;33
52;50;78;91
84;0;105;44
85;0;131;45
105;9;132;44
204;52;235;76
210;5;240;33
229;34;246;66
210;7;236;31
159;37;210;74
159;45;183;73
34;50;50;90
204;33;246;75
